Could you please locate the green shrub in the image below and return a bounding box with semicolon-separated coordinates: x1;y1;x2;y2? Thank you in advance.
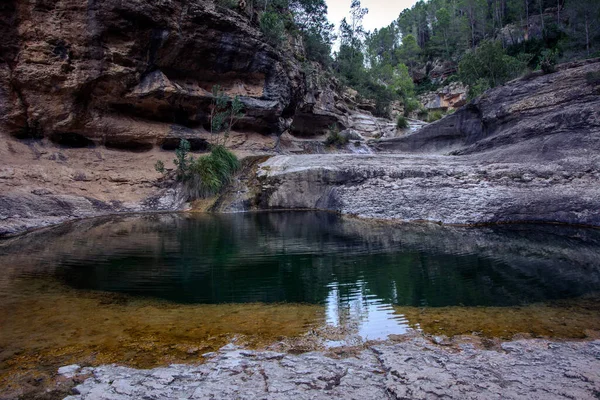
396;115;409;129
539;49;558;74
427;110;444;122
468;78;491;100
174;139;192;181
414;77;442;95
210;145;240;176
417;107;429;120
303;31;333;66
459;40;527;95
403;97;420;117
260;11;285;47
324;124;348;147
154;160;165;174
185;145;240;199
209;85;245;147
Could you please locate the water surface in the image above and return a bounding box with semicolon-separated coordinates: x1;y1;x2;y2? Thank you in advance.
1;212;600;394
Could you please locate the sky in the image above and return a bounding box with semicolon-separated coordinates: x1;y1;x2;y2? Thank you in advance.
325;0;419;35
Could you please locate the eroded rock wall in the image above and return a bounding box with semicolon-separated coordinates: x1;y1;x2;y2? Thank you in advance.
376;59;600;161
0;0;405;237
251;60;600;226
0;0;304;149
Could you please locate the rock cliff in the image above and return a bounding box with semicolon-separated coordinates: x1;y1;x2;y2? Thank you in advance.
1;1;599;235
0;0;397;147
250;60;600;226
0;0;305;147
0;0;399;237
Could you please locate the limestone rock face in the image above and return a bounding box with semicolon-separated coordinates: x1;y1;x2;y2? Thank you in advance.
290;68;398;140
0;0;304;148
376;59;600;160
418;82;468;111
249;60;600;226
254;153;600;226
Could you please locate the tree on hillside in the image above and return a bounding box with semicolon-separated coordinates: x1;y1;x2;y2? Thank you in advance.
342;0;369;64
397;34;422;73
429;6;465;59
564;0;600;56
459;0;488;48
459;40;527;97
413;1;432;47
289;0;336;64
365;24;401;68
336;0;369;86
391;64;416;99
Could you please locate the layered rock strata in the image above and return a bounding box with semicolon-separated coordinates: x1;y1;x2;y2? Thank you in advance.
0;0;305;147
0;0;407;237
251;60;600;226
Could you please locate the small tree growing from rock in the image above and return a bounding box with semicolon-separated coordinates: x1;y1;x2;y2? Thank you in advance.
174;139;193;181
209;85;245;146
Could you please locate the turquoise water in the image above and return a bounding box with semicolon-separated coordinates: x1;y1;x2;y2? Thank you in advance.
3;211;600;340
24;212;600;307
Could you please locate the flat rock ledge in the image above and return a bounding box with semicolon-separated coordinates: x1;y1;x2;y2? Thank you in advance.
254;154;600;227
61;338;600;400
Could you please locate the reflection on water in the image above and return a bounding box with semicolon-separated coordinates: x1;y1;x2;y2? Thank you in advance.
2;211;600;341
325;280;411;342
1;211;600;395
41;211;600;339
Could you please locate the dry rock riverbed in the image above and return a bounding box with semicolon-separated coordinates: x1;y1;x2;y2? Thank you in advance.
58;337;600;400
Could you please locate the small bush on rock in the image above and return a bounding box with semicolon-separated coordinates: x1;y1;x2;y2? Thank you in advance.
396;115;409;129
468;78;491;100
539;49;558;74
174;139;192;181
427;110;444;122
324;124;348;147
403;97;420;117
154;160;165;174
185;145;240;199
